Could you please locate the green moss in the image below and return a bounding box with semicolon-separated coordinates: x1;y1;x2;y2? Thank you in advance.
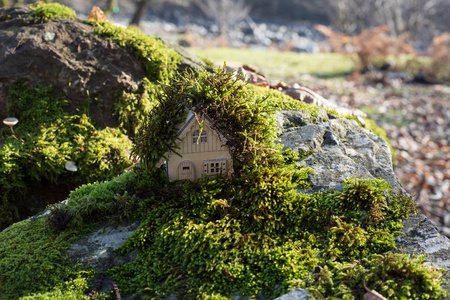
307;253;445;299
0;170;140;299
114;77;164;137
90;22;181;83
0;166;428;299
88;21;182;136
0;217;94;299
66;172;132;227
245;84;336;120
0;51;445;300
298;150;314;160
0;82;133;229
1;4;185;226
100;171;433;299
28;3;77;23
132;65;279;171
106;67;442;299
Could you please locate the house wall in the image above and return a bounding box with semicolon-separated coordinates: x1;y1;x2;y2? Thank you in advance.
165;119;232;181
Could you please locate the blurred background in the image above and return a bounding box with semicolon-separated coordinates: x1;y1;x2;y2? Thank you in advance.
2;0;449;236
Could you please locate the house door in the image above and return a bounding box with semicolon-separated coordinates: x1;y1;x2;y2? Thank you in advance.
178;161;195;181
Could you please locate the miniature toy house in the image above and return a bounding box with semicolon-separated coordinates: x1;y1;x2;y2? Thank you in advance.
160;112;233;181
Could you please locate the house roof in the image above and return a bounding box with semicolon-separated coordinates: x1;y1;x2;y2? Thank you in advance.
176;111;230;144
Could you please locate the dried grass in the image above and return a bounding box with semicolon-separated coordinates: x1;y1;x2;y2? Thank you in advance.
182;29;229;48
316;25;415;71
425;33;450;81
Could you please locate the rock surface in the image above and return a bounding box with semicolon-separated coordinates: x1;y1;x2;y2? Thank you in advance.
0;7;204;128
0;7;147;127
274;288;311;300
277;109;450;299
277;110;405;195
395;214;450;297
68;221;140;272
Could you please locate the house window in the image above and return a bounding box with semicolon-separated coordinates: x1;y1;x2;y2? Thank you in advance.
203;159;226;175
193;130;207;144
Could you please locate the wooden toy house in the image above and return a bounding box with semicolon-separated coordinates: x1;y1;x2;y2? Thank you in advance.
160;111;233;181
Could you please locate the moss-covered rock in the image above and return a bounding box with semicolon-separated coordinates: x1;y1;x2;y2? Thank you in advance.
2;66;446;300
0;4;447;300
0;4;183;228
0;5;186;129
277;111;404;195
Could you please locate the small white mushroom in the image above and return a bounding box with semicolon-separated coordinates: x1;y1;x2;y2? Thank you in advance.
3;117;19;134
65;160;78;172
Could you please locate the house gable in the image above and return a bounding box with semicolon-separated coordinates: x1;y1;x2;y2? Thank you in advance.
177;114;228;155
163;113;233;181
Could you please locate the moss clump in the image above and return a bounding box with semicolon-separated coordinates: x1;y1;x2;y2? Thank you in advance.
0;217;94;300
298;150;314;160
307;253;445;299
246;84;337;120
0;68;445;299
1;3;185;226
133;65;280;172
88;21;182;136
102;171;435;299
106;67;442;299
28;2;77;23
90;22;181;83
0;171;136;300
0;82;133;229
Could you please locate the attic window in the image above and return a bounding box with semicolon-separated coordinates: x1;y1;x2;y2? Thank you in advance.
193;130;207;143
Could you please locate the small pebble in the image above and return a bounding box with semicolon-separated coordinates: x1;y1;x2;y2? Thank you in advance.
441;227;450;238
444;213;450;227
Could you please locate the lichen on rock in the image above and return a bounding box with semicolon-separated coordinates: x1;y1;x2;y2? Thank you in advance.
277;110;404;195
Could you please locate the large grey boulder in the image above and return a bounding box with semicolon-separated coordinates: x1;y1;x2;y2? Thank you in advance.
0;7;147;127
277;110;404;195
277;109;450;299
0;7;204;128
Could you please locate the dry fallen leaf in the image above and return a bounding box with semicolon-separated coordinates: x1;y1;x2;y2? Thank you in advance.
88;6;106;22
363;279;387;300
237;65;269;87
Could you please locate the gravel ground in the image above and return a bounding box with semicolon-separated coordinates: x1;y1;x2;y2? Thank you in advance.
297;74;450;237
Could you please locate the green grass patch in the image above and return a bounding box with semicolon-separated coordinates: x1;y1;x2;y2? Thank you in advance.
189;47;355;82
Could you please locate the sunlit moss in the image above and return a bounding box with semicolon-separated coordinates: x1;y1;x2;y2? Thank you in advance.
28;2;77;23
0;82;133;229
0;217;95;299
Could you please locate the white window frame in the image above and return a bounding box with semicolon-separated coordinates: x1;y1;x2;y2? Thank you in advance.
193;130;207;144
203;159;227;175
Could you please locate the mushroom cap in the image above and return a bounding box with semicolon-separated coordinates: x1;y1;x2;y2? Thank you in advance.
3;117;18;127
65;160;78;172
